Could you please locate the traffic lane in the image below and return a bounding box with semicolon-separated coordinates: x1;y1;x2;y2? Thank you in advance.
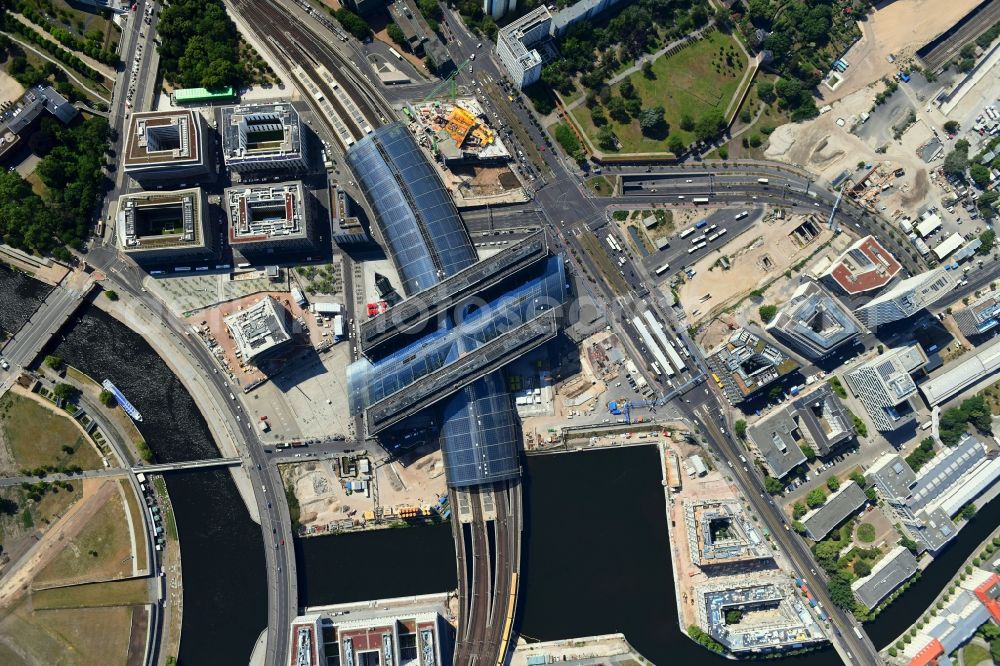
637;208;765;273
693;408;879;663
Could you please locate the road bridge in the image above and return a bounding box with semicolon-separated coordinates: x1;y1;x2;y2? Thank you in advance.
133;458;243;474
1;278;94;370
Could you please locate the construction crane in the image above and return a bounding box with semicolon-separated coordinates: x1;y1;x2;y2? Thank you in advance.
607;399;658;424
421;56;474;103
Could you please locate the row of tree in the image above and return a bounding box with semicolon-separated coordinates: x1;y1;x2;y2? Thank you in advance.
157;0;244;90
11;0;118;66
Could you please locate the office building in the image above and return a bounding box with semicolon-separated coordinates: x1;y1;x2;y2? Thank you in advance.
344;123;567;487
851;545;918;610
288;614;327;666
766;281;862;359
800;480;867;540
122;110;211;184
695;576;827;654
706;328;797;404
952;288;1000;337
902;569;1000;666
820;235;901;296
115;188;216;265
748;385;854;478
919;335;1000;407
683;500;772;569
844;344;927;431
0;85;78;160
496;6;552;88
387;0;453;71
221;102;307;174
868;435;1000;553
288;606;450;666
484;0;516;20
497;0;628;87
224;181;316;257
855;268;958;328
224;295;293;364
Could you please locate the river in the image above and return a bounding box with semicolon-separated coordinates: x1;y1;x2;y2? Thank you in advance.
0;263;53;339
44;305;267;666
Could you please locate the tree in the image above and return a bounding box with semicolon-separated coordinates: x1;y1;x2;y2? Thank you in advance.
619;79;637;100
854;560;872;577
992;638;1000;665
597;125;617;150
98;389;117;408
694;110;726;142
980;228;996;253
906;437;936;472
758;304;778;322
793;502;807;519
641;60;654;79
764;475;784;495
944;148;970;178
960;503;977;520
800;444;816;461
943;120;960;133
679;114;695;132
979;191;999;218
827;570;857;610
333;9;371;40
667;135;685;155
639;106;665;136
104;290;118;301
387;23;406;45
52;383;79;402
827;476;840;492
591;106;608;126
606;96;630;124
734;420;747;438
899;536;920;555
44;355;63;370
757;81;775;103
624;98;642;118
739;108;752;124
970;163;991;187
554;124;584;162
806;488;826;509
725;609;742;624
713;7;732;32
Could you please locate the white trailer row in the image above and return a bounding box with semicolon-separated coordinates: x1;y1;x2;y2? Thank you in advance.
641;310;686;375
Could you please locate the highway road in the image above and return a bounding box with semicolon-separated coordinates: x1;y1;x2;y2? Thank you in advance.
0;283;87;368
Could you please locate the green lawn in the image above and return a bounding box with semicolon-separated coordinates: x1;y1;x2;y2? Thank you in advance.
961;642;991;666
574;31;748;154
0;393;102;472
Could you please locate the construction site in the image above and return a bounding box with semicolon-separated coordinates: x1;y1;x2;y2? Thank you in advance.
403;97;526;204
279;446;448;535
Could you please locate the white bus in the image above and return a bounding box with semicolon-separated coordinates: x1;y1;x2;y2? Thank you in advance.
389;47;403;60
707;233;720;242
717;228;728;236
758;178;769;185
655;263;670;276
735;211;749;220
651;362;663;376
687;246;698;254
693;197;709;204
678;227;696;239
695;241;707;250
706;224;717;233
691;234;707;244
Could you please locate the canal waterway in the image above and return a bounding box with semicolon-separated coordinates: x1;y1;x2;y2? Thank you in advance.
296;523;457;607
0;262;53;338
42;304;267;665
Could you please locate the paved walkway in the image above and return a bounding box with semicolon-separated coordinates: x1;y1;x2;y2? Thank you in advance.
9;13;117;80
0;32;111;103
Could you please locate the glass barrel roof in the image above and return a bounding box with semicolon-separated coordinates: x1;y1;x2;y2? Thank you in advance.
345;123;478;296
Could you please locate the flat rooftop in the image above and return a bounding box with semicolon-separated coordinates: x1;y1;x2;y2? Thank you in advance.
852;545;918;610
123;110;201;167
221;101;303;166
801;480;867;540
225;181;308;244
919;335;1000;407
824;236;901;295
684;500;772;567
224;295;292;363
116;188;209;253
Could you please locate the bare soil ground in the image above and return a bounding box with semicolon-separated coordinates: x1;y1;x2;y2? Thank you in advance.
821;0;982;105
676;212;841;329
0;70;24;107
0;597;131;665
0;479;116;608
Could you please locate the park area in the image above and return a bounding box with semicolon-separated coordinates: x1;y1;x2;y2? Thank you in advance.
569;30;749;154
0;392;102;475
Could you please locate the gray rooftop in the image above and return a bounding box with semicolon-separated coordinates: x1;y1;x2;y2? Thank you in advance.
801;480;867;540
221;101;303;168
852;546;919;610
905;434;982;514
747;409;808;479
865;454;917;501
766;281;861;359
919;334;1000;407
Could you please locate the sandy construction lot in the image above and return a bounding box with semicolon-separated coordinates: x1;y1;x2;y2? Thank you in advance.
0;70;24;107
675;212;836;326
823;0;982;104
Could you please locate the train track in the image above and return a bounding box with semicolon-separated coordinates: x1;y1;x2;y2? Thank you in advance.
229;0;385;147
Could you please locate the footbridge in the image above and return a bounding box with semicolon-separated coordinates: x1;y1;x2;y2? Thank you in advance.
133;457;242;473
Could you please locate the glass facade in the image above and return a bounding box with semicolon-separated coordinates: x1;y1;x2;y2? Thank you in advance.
346;123;478;296
346;124;565;487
